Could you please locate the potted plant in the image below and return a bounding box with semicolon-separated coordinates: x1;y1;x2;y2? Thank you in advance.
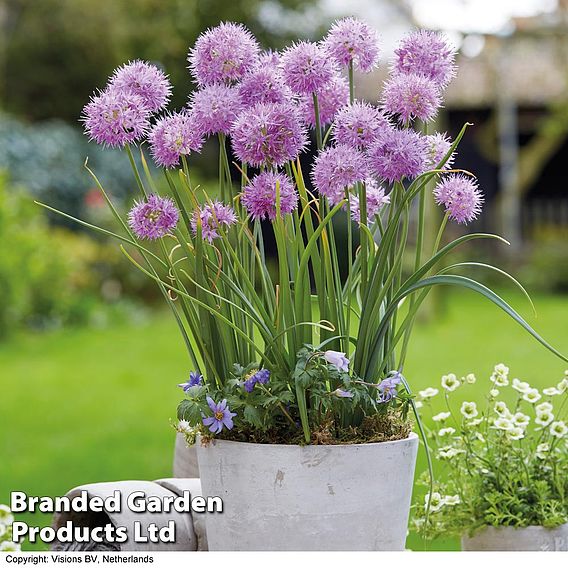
40;18;566;551
412;366;568;551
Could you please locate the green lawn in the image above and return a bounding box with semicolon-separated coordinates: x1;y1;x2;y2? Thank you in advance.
1;289;566;550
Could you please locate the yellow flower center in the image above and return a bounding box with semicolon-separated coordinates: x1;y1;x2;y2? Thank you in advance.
214;410;224;421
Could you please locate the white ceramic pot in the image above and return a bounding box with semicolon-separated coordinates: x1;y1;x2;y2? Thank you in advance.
194;433;419;551
461;524;568;551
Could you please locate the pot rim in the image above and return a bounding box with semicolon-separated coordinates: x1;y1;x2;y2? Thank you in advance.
197;431;418;450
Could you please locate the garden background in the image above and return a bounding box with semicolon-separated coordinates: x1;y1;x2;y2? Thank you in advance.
1;0;567;551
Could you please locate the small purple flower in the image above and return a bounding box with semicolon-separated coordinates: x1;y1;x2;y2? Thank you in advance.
82;89;150;148
298;74;349;127
242;172;298;221
333;101;390;149
128;194;179;240
368;128;428;183
231;102;308;167
323;350;350;372
433;174;484;224
322;17;380;72
332;388;354;398
191;201;237;242
311;144;369;205
394;30;457;89
202;397;237;434
377;372;402;403
178;371;203;392
242;369;270;393
148;112;204;168
237;67;290;107
280;41;337;95
382;72;442;124
190;84;242;137
350;180;390;224
108;60;172;113
425;132;455;170
188;22;260;86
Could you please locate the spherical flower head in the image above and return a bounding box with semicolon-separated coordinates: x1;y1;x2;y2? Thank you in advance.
349;179;389;224
148;112;203;168
425;132;455;170
82;89;150;148
382;72;442;124
433;174;484;224
256;50;281;68
237;66;290;107
368;128;428;183
128;194;179;240
190;84;242;137
202;397;237;434
312;144;369;205
108;60;172;113
280;41;337;95
323;17;380;72
188;22;260;86
299;74;349;127
231;102;307;167
333;101;391;149
242;172;298;221
394;30;457;88
191;201;237;243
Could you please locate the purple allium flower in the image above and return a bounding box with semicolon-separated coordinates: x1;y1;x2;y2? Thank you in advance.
231;102;308;167
242;172;298;221
108;60;172;113
368;128;428;183
322;17;380;72
243;369;271;392
311;144;369;204
280;41;337;95
188;22;260;86
148;112;204;168
382;72;442;124
433;174;483;224
332;388;354;398
128;194;179;240
237;67;290;107
350;180;390;224
191;201;237;242
394;30;457;89
202;397;237;434
323;350;350;372
190;84;242;136
333;101;390;149
82;89;150;148
377;373;402;403
177;371;203;392
425;132;455;170
256;50;281;68
299;74;349;127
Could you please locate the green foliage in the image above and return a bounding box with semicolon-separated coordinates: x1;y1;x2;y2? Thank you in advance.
520;234;568;293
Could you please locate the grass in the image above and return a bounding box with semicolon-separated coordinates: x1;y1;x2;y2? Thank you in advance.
1;289;566;550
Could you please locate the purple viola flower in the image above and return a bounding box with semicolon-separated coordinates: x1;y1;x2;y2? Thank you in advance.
393;30;457;89
333;101;391;150
188;22;260;86
425;132;455;170
191;201;237;242
311;144;369;205
202;397;237;434
323;350;350;372
190;84;242;137
242;369;271;393
349;180;390;224
178;371;203;392
148;112;204;168
332;388;354;398
382;72;442;124
433;174;484;224
322;17;380;72
108;60;172;113
231;102;308;167
298;74;349;127
280;41;337;95
242;171;298;221
237;66;290;107
128;194;179;240
82;89;150;148
377;373;402;403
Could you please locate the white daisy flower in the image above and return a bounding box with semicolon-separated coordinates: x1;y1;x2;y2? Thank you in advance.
535;443;550;459
506;426;525;441
438;427;456;437
493;417;513;430
536;402;553;414
490;363;509;386
437;446;465;459
424;492;444;512
494;401;510;416
543;387;561;396
535;410;554;427
177;419;193;434
512;378;531;394
467;418;483;427
550;420;568;439
443;494;461;506
418;387;439;400
0;541;20;552
522;388;541;404
0;505;13;526
557;377;568;394
415;400;423;409
441;373;460;392
465;373;476;384
512;412;530;429
433;412;451;422
489;389;500;398
461;401;478;420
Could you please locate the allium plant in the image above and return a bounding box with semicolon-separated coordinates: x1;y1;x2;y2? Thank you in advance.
413;367;568;537
42;20;566;446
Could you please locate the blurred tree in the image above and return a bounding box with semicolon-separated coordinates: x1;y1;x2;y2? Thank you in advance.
1;0;312;122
